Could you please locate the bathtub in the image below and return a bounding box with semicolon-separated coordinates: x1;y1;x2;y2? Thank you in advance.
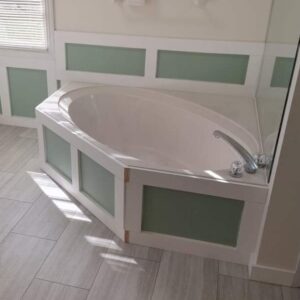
36;82;268;264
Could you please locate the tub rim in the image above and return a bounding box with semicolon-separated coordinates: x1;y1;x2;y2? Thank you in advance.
36;81;268;186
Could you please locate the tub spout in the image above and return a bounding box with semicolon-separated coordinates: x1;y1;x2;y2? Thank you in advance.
213;130;258;174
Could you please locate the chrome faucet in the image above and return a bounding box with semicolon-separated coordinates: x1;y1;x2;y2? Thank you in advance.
213;130;258;174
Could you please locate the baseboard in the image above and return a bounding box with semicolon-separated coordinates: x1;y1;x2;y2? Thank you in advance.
250;263;295;286
129;231;249;265
292;257;300;287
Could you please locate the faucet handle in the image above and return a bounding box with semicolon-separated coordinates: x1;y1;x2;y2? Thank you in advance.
254;154;266;168
254;153;273;169
230;160;243;178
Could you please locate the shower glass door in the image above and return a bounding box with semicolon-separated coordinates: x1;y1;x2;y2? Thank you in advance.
255;0;300;180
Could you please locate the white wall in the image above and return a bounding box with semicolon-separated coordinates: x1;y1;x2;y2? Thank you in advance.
250;52;300;286
267;0;300;43
258;63;300;272
54;0;272;42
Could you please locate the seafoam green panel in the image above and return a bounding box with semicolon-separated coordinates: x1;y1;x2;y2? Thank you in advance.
271;57;295;88
44;127;72;182
57;80;61;89
156;50;249;84
79;152;115;216
8;67;48;118
142;186;244;247
65;43;146;76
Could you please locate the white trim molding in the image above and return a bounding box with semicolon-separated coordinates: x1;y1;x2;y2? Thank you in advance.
125;168;267;265
36;93;126;240
251;264;295;286
0;55;56;123
292;257;300;287
0;0;55;59
55;31;265;97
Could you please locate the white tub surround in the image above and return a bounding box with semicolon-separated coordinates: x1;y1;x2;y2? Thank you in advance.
36;82;268;264
55;31;264;98
0;31;269;129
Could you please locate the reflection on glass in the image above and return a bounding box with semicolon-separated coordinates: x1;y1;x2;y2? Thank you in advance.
255;0;300;180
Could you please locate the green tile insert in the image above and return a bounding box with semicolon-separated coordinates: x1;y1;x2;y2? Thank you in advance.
271;57;295;88
156;50;249;85
66;43;146;76
7;67;48;118
57;80;61;89
142;186;244;247
44;127;72;182
79;152;115;216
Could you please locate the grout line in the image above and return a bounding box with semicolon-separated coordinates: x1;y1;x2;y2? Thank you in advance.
11;204;75;247
31;220;73;284
31;278;90;292
20;239;57;300
106;250;163;263
0;195;41;207
0;228;18;246
85;232;115;297
9;231;59;242
219;271;288;298
150;251;164;300
218;262;250;281
281;286;285;300
0;170;15;175
0;196;37;204
216;275;221;300
39;208;78;244
0;195;41;204
9;199;41;233
149;258;161;300
216;260;220;300
218;273;249;280
219;273;250;281
0;203;31;245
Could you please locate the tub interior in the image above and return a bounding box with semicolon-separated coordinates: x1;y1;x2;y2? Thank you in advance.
60;86;265;183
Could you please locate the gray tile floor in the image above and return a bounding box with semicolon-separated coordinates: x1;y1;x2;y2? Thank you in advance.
0;124;299;300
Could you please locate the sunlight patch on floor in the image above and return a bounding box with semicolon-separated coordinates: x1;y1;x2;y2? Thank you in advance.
28;171;92;222
101;253;138;265
29;172;70;200
85;236;122;250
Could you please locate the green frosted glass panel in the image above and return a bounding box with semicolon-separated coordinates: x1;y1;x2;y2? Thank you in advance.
0;97;2;114
79;152;115;216
57;80;61;89
44;127;72;182
66;43;146;76
156;50;249;84
8;67;48;118
271;57;295;88
142;186;244;247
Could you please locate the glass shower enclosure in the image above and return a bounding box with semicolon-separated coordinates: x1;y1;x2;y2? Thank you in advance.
255;0;300;180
